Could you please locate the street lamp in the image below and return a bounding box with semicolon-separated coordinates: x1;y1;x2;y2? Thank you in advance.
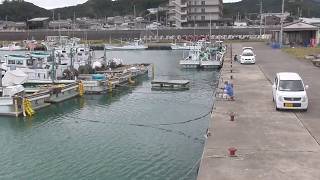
279;0;285;48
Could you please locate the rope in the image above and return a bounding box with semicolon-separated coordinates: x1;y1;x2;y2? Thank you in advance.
179;158;202;180
62;114;205;144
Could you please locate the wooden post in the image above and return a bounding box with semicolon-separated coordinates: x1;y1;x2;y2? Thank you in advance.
108;80;113;93
152;64;155;80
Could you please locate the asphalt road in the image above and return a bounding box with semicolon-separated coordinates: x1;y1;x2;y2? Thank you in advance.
233;42;320;144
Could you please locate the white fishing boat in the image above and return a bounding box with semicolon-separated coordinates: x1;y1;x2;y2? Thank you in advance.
1;53;72;82
0;70;51;117
179;49;201;68
0;42;25;51
105;39;147;50
171;42;201;50
200;51;224;69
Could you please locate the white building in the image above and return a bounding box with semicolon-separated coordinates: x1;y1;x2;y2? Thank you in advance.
168;0;223;28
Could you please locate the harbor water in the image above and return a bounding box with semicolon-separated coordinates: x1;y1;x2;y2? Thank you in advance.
0;50;218;180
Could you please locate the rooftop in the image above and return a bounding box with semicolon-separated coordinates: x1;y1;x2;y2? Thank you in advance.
284;21;318;31
28;17;50;22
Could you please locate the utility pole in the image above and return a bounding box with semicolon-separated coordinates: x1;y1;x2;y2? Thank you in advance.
193;18;196;38
209;14;212;42
0;61;2;88
259;0;263;36
58;13;61;45
279;0;285;48
264;14;266;35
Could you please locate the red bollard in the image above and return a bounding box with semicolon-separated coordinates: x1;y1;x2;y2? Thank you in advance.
228;147;237;157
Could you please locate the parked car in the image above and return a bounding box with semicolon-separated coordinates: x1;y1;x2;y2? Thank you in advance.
272;72;309;111
240;47;256;64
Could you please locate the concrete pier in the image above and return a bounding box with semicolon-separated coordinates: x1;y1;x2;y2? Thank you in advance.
197;43;320;180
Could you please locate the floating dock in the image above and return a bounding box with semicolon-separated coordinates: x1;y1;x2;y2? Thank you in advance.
151;80;190;90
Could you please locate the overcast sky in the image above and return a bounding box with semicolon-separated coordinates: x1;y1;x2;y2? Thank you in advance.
23;0;241;9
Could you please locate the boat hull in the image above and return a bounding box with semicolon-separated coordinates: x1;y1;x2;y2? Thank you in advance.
179;60;200;69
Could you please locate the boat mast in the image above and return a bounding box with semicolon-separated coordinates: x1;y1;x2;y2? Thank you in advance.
70;47;74;70
51;48;56;83
103;47;107;65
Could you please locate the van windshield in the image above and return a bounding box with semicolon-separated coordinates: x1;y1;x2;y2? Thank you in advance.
279;80;304;91
242;52;254;56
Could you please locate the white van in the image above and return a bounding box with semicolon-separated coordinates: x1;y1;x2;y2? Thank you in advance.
272;72;309;111
240;48;256;64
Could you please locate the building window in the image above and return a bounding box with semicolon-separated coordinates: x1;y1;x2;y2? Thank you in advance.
194;1;197;5
194;16;197;20
201;16;205;20
194;8;197;12
201;1;205;5
201;8;205;13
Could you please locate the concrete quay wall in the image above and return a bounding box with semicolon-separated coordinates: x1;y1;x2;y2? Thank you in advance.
0;28;276;41
197;43;320;180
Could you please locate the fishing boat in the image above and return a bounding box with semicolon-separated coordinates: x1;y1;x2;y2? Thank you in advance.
199;48;224;69
171;42;201;50
0;70;51;117
1;52;82;102
179;49;201;68
1;54;68;82
0;42;25;51
105;39;147;50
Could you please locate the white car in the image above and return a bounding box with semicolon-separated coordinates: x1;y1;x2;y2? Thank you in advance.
272;72;309;111
240;48;256;64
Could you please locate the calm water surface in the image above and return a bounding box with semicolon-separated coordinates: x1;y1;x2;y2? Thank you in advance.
0;50;218;180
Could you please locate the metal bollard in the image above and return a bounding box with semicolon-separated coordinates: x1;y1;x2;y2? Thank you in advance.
230;112;236;121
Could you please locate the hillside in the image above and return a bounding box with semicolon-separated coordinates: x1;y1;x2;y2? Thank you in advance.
224;0;320;19
1;0;320;22
53;0;168;19
0;1;50;21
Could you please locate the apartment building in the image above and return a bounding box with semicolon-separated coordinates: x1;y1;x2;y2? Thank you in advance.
168;0;223;28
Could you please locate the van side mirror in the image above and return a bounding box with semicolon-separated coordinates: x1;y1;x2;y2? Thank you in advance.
305;85;309;89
